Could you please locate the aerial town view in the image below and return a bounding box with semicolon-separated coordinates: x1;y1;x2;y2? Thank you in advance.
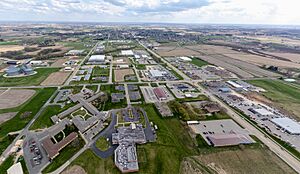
0;1;300;174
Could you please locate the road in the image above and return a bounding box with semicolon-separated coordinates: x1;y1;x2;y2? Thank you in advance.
64;42;100;85
124;83;131;106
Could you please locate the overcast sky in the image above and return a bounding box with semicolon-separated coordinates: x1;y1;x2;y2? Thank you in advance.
0;0;299;25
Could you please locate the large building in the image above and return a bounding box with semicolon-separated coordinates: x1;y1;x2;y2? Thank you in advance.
5;64;35;77
153;87;167;101
271;117;300;135
87;55;106;64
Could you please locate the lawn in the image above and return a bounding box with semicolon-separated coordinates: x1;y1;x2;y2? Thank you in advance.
61;41;88;50
29;105;61;130
92;67;109;76
0;155;14;172
100;85;127;110
191;57;209;67
0;68;60;87
0;41;19;45
86;85;98;92
42;136;85;173
248;79;300;120
0;87;56;155
95;137;110;151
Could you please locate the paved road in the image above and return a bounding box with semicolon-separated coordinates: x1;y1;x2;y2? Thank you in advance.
64;42;100;85
108;59;113;84
124;84;131;106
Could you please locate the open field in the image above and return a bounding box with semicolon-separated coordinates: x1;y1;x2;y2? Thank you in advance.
248;80;300;120
263;51;300;63
41;71;71;86
0;112;17;125
0;87;56;155
155;44;279;78
29;105;61;130
0;68;60;87
0;45;24;53
95;137;110;151
50;58;69;67
0;89;35;109
181;148;296;174
114;69;135;82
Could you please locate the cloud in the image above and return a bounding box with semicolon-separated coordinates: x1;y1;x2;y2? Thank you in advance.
0;0;299;25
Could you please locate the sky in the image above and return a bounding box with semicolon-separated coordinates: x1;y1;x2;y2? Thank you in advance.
0;0;299;25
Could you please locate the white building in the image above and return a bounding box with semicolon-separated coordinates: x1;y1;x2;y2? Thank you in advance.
88;55;106;64
180;56;192;61
121;50;134;56
271;117;300;135
149;70;166;77
7;162;23;174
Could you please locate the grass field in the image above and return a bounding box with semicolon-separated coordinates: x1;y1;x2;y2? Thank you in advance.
0;41;18;45
43;136;85;173
95;137;110;151
0;155;14;172
191;57;209;67
248;79;300;120
100;85;127;110
0;87;56;155
0;68;60;87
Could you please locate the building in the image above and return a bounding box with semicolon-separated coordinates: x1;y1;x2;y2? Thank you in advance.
149;70;165;77
41;132;78;160
88;55;106;64
65;50;85;56
121;50;134;56
271;117;300;135
180;56;192;61
5;64;35;77
7;162;23;174
153;87;167;101
206;134;254;147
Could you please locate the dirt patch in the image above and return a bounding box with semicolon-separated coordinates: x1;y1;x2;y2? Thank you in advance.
0;112;17;125
0;89;35;109
114;69;135;82
155;46;199;57
51;58;69;67
41;71;71;86
263;52;300;63
62;165;87;174
0;45;24;53
244;92;273;105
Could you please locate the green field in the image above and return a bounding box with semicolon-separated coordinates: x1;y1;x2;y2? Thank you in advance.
248;79;300;120
0;41;19;45
0;87;56;155
0;68;60;87
43;136;85;173
191;57;209;67
0;155;14;172
95;137;110;151
61;41;88;50
100;85;127;110
92;67;109;76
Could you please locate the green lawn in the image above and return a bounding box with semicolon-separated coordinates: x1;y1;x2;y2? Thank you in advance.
191;57;209;67
248;79;300;120
0;87;56;155
86;85;98;92
42;136;85;173
92;67;109;76
29;105;61;130
0;155;14;172
0;68;60;87
61;42;88;50
95;137;110;151
0;41;19;45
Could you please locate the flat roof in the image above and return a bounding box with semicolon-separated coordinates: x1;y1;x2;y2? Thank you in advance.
89;55;105;62
7;162;23;174
121;50;134;56
271;117;300;134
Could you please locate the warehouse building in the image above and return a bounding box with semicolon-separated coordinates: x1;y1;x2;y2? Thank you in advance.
5;64;35;77
87;55;106;64
271;117;300;135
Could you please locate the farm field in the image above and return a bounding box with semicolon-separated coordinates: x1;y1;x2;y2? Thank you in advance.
181;148;296;174
0;89;36;109
248;79;300;120
41;71;71;86
0;45;24;53
262;51;300;63
0;68;60;87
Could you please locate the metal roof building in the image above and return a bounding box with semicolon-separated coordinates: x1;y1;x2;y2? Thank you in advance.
271;117;300;135
88;55;105;64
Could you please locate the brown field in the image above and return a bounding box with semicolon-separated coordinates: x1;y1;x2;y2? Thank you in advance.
50;58;69;67
112;57;130;64
181;148;295;174
0;89;36;109
25;45;70;56
62;165;86;174
263;52;300;63
0;45;24;53
155;46;199;57
114;69;135;82
41;71;71;86
0;112;17;125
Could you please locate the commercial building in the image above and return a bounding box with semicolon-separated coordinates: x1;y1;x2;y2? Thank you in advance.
87;55;106;64
271;117;300;135
65;50;85;56
121;50;134;56
153;87;167;101
7;162;23;174
5;64;35;77
149;70;165;77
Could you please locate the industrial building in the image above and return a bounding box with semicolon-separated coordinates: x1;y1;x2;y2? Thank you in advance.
5;64;35;77
271;118;300;135
87;55;106;64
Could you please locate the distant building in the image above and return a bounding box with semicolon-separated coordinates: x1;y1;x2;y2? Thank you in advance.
5;64;35;77
65;50;85;56
121;50;134;56
87;55;106;64
153;87;167;101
